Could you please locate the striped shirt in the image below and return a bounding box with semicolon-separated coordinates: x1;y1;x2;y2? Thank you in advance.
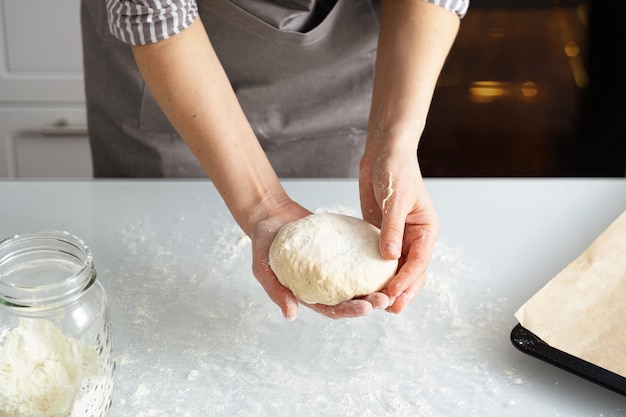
107;0;470;45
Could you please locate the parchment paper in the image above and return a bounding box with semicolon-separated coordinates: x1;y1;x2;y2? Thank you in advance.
515;211;626;377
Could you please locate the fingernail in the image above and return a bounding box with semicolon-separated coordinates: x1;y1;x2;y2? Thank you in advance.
384;242;400;259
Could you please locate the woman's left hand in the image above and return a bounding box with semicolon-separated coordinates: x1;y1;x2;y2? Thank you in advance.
358;147;440;314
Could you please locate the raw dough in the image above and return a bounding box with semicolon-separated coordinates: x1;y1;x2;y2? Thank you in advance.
269;213;398;306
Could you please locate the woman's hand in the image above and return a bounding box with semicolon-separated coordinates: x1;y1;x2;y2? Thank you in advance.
359;147;440;314
301;291;392;319
355;0;456;313
249;200;309;321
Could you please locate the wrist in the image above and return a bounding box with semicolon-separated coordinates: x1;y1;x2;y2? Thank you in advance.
363;124;421;164
242;187;292;238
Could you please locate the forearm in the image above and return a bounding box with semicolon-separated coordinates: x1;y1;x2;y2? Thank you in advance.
131;17;288;236
366;0;460;155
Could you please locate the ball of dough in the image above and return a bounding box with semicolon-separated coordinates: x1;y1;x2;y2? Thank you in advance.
268;213;398;306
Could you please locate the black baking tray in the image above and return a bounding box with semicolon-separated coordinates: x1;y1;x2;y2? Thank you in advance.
510;323;626;396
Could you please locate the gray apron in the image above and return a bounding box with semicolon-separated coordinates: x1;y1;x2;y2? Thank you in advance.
81;0;380;177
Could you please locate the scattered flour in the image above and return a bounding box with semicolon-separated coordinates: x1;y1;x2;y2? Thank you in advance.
187;369;200;381
133;384;150;401
0;318;108;417
102;207;535;417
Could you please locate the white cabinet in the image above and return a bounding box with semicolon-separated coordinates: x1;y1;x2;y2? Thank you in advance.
0;108;91;177
0;0;91;178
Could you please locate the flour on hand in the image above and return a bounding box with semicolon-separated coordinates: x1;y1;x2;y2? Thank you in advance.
269;213;398;306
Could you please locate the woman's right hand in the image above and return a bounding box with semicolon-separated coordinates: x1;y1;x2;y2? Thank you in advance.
249;199;311;321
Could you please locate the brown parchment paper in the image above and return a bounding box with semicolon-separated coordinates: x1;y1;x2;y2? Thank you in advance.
515;210;626;377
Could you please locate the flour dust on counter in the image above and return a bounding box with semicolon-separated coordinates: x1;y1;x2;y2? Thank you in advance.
98;206;532;417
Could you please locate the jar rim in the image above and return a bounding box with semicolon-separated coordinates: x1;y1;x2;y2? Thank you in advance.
0;230;95;308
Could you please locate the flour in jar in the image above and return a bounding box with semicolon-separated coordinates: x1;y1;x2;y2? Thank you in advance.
0;318;111;417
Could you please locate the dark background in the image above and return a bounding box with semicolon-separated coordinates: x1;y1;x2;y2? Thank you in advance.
419;0;625;177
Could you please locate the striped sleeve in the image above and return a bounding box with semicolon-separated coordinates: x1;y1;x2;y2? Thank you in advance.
106;0;198;45
423;0;470;18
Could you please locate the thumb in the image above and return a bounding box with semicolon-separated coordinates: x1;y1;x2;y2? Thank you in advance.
379;195;405;260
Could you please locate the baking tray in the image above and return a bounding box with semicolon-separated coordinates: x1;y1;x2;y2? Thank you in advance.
510;323;626;396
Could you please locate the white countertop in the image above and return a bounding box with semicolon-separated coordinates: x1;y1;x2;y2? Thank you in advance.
1;178;625;416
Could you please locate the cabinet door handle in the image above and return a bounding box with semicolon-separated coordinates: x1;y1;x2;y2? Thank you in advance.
41;122;88;136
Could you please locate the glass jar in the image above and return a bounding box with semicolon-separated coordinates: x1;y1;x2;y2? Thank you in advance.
0;230;114;417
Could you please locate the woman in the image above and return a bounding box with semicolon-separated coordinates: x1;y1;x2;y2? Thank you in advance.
81;0;468;320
